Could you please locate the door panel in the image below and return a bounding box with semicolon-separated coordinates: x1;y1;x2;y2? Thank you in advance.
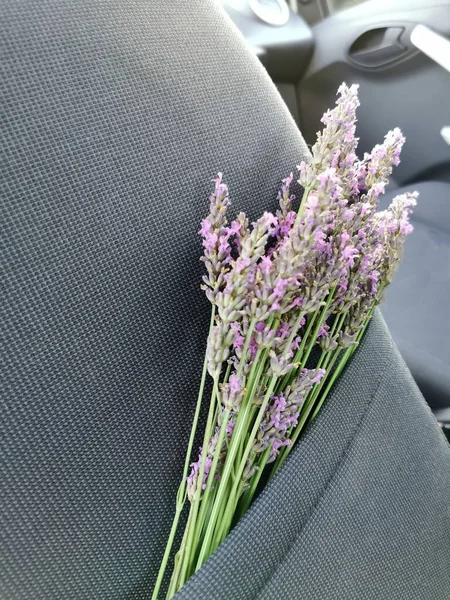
222;1;314;82
298;0;450;185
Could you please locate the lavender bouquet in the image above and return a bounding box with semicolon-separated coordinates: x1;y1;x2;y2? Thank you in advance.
152;84;416;599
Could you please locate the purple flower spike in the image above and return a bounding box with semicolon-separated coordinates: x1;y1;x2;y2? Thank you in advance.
221;372;244;411
364;128;405;192
187;410;236;502
200;174;240;304
248;367;325;469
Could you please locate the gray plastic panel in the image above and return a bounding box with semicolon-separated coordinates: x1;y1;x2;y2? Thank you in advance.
222;1;314;81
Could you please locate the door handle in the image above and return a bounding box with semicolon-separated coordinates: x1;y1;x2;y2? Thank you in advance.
349;27;407;68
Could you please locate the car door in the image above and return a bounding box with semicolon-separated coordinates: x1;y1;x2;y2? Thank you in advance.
297;0;450;187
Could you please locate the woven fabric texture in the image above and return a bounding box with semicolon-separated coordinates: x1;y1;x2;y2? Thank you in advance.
1;1;308;597
1;1;450;599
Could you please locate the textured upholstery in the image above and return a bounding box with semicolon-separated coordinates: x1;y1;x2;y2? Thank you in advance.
1;1;308;597
1;1;450;599
380;182;450;408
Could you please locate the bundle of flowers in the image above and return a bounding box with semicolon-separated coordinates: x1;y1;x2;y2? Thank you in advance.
152;83;416;599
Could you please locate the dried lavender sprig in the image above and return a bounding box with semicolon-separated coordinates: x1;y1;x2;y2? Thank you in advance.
168;177;245;593
299;83;360;187
209;310;315;550
214;212;278;323
206;320;237;379
193;330;278;566
364;128;405;192
160;83;417;599
294;83;360;222
199;173;234;303
374;191;417;287
186;375;243;501
203;92;405;553
271;192;416;478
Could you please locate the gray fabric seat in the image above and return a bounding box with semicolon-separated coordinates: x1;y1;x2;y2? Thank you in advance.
1;1;450;599
380;181;450;409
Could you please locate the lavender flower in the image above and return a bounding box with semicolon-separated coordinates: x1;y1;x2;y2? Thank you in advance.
206;321;237;378
267;205;333;315
200;174;240;303
187;409;236;502
267;351;297;378
364;128;405;192
278;172;295;217
220;373;245;411
253;320;277;349
215;212;278;323
336;190;415;340
251;368;325;463
299;83;360;186
374;191;417;286
274;173;297;245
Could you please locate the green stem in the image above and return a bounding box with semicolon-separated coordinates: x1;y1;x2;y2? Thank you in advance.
222;361;232;385
195;409;231;571
166;508;193;599
220;343;274;532
236;445;271;520
193;325;276;567
191;360;234;547
187;318;262;571
157;504;183;599
218;310;311;540
300;288;336;369
152;306;215;600
193;406;231;570
185;319;260;573
177;376;220;588
221;375;278;538
329;311;345;339
212;461;236;546
294;185;312;228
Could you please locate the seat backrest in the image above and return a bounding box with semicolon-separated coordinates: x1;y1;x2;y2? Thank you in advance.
2;2;450;599
1;1;308;597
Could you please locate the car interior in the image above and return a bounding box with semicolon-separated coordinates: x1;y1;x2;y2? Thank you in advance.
2;1;450;598
224;0;450;433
